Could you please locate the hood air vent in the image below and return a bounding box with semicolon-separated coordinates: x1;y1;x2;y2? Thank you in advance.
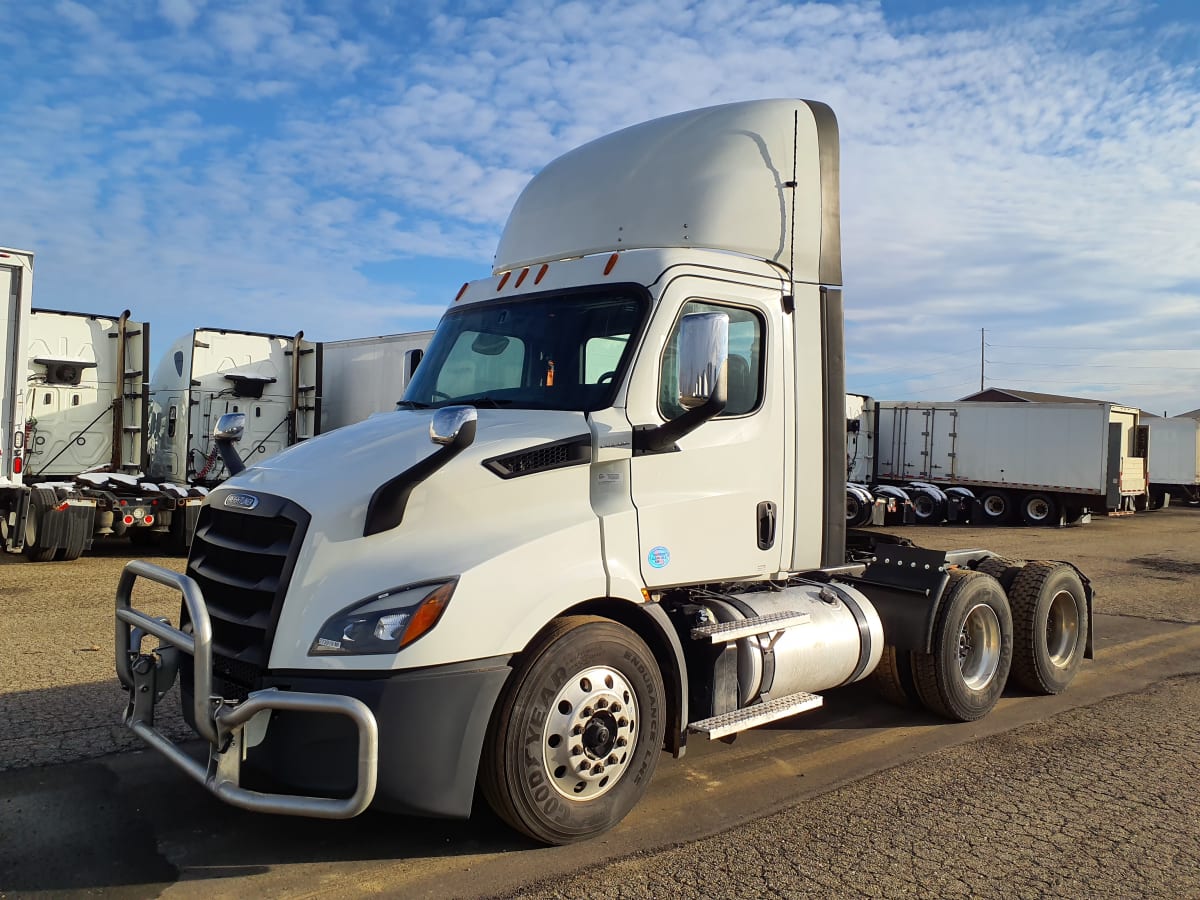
483;434;591;479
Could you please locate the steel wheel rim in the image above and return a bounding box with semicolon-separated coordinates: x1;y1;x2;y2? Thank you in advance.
1026;498;1051;521
957;602;1002;690
1046;589;1080;667
983;495;1006;517
541;665;638;802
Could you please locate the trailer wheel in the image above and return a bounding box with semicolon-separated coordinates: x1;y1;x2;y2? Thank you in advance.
22;487;59;562
973;555;1026;592
1019;492;1057;526
911;570;1013;722
480;615;664;845
1008;561;1088;694
978;490;1014;524
868;645;920;708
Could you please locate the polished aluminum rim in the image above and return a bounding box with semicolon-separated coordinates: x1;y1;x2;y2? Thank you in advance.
1046;590;1080;667
541;665;638;802
958;602;1002;690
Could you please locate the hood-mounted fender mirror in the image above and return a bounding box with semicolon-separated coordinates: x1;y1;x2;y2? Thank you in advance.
430;405;478;448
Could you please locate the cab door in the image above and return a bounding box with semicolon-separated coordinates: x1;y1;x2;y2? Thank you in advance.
626;280;787;586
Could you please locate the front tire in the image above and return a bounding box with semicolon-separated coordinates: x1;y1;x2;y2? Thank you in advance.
480;616;664;844
912;570;1013;721
1008;561;1088;694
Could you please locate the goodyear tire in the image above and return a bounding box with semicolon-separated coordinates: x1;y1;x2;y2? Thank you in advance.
1008;561;1088;694
868;645;920;708
912;570;1013;721
22;487;59;562
973;555;1026;592
480;616;664;844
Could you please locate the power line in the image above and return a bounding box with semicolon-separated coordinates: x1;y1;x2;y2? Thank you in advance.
987;343;1197;352
986;359;1200;371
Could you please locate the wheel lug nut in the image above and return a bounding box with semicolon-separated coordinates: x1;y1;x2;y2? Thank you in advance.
607;754;619;764
571;745;583;756
593;764;604;774
595;698;608;709
610;703;621;713
578;761;590;772
572;725;583;735
582;706;594;717
616;737;627;747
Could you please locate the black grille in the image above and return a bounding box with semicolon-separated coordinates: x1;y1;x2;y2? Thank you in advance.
184;493;310;678
483;434;591;479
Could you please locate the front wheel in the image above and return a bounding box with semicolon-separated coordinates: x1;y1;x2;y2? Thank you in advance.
480;616;665;844
912;570;1013;721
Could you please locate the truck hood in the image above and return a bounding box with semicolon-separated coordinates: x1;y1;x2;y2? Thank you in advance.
219;407;592;531
207;406;611;670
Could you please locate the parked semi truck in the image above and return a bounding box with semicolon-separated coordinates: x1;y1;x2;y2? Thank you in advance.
1;253;201;558
148;328;320;488
851;397;1148;525
1145;415;1200;507
318;330;433;432
115;100;1094;844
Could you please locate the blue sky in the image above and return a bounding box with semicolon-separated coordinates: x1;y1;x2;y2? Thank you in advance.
3;0;1198;413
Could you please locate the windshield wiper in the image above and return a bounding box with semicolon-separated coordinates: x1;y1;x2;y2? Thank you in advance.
450;396;516;408
395;400;434;409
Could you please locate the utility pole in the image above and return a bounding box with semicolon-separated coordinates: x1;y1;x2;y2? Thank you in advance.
980;328;985;391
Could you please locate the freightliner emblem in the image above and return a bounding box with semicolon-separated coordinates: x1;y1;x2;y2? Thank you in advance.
223;492;259;510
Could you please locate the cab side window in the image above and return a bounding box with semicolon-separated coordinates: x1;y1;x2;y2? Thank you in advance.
659;301;764;419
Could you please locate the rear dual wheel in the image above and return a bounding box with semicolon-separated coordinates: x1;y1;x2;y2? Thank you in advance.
911;570;1013;721
1008;561;1088;694
480;616;664;845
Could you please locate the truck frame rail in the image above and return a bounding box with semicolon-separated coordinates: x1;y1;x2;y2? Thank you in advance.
115;559;379;818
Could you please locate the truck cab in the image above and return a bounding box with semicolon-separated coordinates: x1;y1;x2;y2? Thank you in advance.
116;100;1092;844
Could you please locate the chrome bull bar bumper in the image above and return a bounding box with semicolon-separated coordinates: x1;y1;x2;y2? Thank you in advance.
115;559;379;819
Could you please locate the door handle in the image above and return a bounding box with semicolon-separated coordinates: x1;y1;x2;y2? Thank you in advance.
756;500;777;550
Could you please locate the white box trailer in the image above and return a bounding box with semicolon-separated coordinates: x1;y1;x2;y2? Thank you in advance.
1146;416;1200;506
0;248;33;552
318;330;433;432
869;399;1148;524
148;328;319;488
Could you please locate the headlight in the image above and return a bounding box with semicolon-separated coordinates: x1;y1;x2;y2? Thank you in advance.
309;580;456;656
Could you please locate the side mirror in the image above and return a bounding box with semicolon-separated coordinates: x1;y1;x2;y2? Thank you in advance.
430;405;478;448
677;312;729;410
213;413;246;442
212;413;247;476
634;312;729;456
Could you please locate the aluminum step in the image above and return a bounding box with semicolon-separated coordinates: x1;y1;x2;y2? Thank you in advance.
689;691;824;740
691;610;810;643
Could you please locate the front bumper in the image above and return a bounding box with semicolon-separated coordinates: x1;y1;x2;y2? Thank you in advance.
116;560;510;820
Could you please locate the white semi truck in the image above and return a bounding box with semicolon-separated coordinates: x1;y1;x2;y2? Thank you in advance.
1145;416;1200;507
115;100;1094;844
148;328;321;489
851;397;1149;525
1;253;200;559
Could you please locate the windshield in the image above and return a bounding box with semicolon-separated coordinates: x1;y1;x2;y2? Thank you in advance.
403;287;648;412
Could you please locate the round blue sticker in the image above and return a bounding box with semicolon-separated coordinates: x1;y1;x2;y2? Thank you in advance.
647;546;671;569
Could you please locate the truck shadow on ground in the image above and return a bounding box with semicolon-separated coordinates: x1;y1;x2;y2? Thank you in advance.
0;677;975;894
